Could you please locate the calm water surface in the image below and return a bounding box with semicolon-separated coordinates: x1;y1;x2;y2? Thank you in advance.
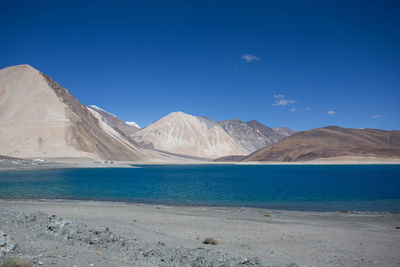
1;164;400;212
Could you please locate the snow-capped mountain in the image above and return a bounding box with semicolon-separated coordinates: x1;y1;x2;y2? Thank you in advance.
87;105;140;136
126;121;141;128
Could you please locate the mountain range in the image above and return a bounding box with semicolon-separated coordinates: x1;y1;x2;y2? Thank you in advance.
1;64;399;162
0;65;182;162
242;126;400;162
218;119;294;153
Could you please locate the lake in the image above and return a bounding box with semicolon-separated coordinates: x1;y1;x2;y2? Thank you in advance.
1;164;400;212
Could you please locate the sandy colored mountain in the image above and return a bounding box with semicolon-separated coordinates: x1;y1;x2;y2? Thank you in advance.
243;126;400;162
219;119;295;153
132;112;246;158
87;105;140;137
0;64;172;161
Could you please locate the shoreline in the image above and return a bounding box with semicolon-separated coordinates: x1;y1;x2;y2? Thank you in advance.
1;159;400;173
1;199;399;266
1;197;399;214
2;198;400;216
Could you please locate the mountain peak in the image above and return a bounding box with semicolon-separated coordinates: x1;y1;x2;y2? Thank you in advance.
89;105;117;118
4;64;35;70
167;111;191;118
219;118;244;124
133;111;245;158
87;105;140;136
126;121;141;128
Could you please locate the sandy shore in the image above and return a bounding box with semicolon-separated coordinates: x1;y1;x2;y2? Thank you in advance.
1;199;399;266
1;159;400;173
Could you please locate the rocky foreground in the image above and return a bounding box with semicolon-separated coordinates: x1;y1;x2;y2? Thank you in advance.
0;209;301;267
1;200;399;267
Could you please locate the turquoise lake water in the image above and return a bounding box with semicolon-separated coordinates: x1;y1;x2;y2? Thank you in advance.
1;164;400;212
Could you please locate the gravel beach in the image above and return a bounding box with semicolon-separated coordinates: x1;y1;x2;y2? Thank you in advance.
0;199;399;266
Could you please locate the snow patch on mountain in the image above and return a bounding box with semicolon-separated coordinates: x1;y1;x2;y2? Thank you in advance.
89;105;117;118
126;121;141;128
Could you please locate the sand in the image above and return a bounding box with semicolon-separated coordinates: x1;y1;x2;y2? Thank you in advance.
1;199;399;266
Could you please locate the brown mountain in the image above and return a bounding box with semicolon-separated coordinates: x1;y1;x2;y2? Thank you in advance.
242;126;400;162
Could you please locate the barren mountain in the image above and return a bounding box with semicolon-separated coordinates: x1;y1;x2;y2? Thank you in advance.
242;126;400;162
87;105;140;137
219;119;294;153
132;112;246;158
126;121;141;128
0;64;166;161
272;127;296;138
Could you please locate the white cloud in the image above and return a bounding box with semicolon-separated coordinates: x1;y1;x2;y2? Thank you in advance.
273;99;296;106
272;94;296;106
372;115;381;119
242;54;261;62
304;107;310;111
327;110;336;115
290;107;297;112
273;94;285;99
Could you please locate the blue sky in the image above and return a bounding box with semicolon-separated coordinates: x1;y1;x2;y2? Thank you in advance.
1;0;399;130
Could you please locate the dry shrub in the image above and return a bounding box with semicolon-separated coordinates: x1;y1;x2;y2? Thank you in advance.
1;258;32;267
203;237;218;245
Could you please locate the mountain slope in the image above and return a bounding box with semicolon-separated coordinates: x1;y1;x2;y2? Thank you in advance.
242;126;400;162
0;64;160;161
132;112;246;158
219;119;294;153
88;105;140;137
126;121;141;128
273;127;296;138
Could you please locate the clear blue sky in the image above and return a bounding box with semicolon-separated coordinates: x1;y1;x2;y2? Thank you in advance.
1;0;399;130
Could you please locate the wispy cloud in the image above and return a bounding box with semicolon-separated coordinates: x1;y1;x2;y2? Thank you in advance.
272;94;296;106
273;94;285;99
327;110;336;115
242;54;261;62
273;99;296;106
372;114;381;119
290;107;310;112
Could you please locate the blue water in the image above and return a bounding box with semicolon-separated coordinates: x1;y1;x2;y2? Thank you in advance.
1;164;400;212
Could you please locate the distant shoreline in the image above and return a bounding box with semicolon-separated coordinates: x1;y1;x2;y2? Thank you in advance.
1;158;400;172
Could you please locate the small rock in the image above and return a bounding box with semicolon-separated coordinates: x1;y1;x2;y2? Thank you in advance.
241;257;250;264
0;231;17;255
